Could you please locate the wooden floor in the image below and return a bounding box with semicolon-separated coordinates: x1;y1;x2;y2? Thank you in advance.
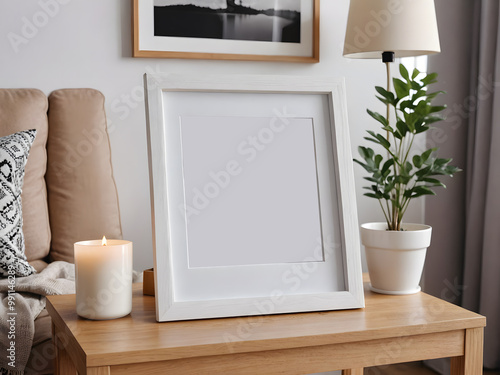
366;362;500;374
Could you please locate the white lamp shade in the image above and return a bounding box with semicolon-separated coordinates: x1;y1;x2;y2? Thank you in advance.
343;0;440;59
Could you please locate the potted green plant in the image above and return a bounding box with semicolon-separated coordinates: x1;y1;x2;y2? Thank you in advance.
355;64;460;295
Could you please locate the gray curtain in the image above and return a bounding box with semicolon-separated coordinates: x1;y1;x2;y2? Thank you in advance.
425;0;500;370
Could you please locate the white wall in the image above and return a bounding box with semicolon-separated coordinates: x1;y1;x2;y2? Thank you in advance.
0;0;424;273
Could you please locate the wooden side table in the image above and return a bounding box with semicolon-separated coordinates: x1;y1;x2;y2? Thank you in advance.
46;279;485;375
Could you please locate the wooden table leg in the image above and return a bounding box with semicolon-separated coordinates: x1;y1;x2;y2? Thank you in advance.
451;327;483;375
52;323;77;375
87;366;111;375
343;369;364;375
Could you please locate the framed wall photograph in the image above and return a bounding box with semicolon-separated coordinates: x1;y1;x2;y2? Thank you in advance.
144;73;364;322
133;0;320;62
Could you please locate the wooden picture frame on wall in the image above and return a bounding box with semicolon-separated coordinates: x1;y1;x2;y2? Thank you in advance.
133;0;320;63
144;73;364;322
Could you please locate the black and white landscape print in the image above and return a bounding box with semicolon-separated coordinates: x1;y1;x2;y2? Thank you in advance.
154;0;301;43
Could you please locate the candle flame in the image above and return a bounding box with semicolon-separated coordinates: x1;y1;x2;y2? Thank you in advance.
102;236;107;246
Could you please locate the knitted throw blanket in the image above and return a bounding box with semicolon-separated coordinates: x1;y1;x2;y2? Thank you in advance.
0;261;75;374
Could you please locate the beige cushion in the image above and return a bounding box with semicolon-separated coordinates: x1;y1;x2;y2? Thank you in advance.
46;89;122;262
29;259;49;273
0;89;51;262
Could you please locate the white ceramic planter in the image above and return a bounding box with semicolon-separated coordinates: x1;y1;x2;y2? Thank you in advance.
360;222;432;295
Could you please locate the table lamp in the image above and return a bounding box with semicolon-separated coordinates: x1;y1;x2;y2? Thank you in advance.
343;0;441;124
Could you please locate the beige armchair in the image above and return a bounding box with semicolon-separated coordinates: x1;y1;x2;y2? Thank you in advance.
0;88;122;374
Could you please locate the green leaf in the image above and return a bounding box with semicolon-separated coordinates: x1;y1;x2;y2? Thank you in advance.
420;149;435;163
399;100;413;113
381;159;394;174
366;130;391;150
382;124;395;133
415;165;432;178
376;96;390;105
434;157;452;166
393;78;410;100
412;89;427;101
383;180;395;194
353;158;366;167
375;86;388;96
414;122;429;134
375;86;395;104
411;80;422;91
444;165;461;175
414;100;431;116
427;90;446;100
367;109;388;127
421;177;445;187
411;68;420;79
353;159;375;174
413;155;422;168
365;192;383;199
424;116;443;125
421;72;438;86
395;120;408;138
403;113;416;132
405;185;436;198
429;105;447;114
395;175;411;185
399;64;410;81
358;146;374;160
405;161;413;173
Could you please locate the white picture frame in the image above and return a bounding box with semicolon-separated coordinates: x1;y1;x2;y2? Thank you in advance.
144;73;364;322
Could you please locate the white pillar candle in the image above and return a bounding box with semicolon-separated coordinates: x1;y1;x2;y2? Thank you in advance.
74;238;133;320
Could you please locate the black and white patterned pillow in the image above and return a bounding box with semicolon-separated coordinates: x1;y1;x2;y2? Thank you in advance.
0;129;37;277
